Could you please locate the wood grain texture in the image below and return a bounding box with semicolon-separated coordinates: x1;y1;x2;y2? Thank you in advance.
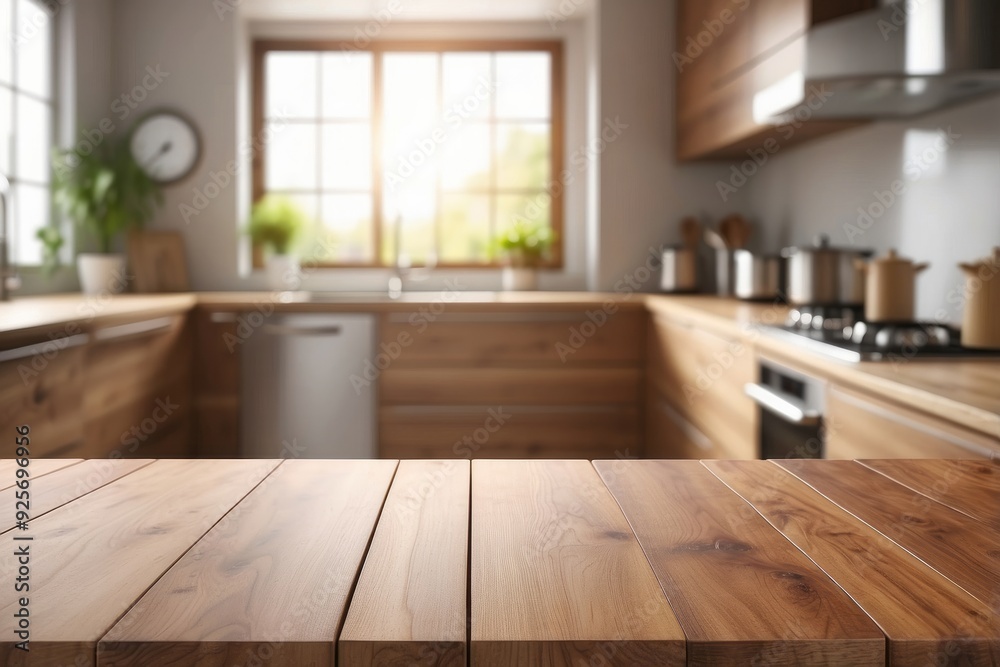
595;460;884;666
0;459;278;666
0;458;81;488
706;460;1000;666
777;459;1000;608
99;460;397;667
0;459;152;532
340;460;469;666
471;460;685;666
860;458;1000;529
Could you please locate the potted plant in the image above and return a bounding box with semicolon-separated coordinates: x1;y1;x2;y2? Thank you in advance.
247;195;307;290
52;138;162;294
493;220;555;291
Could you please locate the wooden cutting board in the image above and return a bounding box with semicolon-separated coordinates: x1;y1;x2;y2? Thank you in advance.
127;230;190;293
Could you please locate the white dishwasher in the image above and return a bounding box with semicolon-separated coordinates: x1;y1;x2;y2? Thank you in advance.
240;313;376;458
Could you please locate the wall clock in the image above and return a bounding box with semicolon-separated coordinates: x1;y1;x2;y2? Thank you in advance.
129;110;201;185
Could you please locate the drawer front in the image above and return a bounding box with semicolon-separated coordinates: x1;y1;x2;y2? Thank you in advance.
648;315;757;456
379;310;646;366
379;406;640;460
646;391;753;460
826;385;999;460
0;341;86;457
380;368;642;406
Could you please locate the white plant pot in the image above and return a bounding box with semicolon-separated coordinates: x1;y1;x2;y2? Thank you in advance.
77;253;128;295
502;266;539;291
266;254;301;291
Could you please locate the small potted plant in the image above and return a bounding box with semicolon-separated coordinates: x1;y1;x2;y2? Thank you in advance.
248;195;307;290
494;220;555;291
52;138;162;294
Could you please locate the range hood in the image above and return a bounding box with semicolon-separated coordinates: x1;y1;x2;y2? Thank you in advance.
755;0;1000;123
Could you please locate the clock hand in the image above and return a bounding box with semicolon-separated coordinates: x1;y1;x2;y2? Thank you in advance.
143;140;174;170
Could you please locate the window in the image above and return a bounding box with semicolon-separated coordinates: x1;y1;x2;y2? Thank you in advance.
1;0;55;266
253;41;563;268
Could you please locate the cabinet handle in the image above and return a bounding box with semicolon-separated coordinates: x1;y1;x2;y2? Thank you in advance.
654;399;714;451
744;383;821;426
93;317;175;343
262;323;342;337
209;312;239;324
0;333;90;363
385;312;595;324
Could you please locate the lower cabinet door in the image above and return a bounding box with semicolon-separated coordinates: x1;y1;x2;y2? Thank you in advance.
647;392;726;460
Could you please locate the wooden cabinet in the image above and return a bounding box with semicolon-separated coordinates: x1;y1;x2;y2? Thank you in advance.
0;332;87;457
378;309;646;459
82;313;194;458
646;312;757;459
825;384;1000;460
675;0;873;160
192;309;242;458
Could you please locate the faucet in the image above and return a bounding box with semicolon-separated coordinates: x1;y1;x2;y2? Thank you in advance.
0;172;14;301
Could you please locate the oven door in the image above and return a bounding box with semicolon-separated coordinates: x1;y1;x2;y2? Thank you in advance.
745;361;825;459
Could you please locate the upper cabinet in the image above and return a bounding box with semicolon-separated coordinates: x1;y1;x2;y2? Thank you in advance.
675;0;875;161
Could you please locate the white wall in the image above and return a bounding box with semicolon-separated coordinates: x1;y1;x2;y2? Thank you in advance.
595;0;742;291
744;94;1000;322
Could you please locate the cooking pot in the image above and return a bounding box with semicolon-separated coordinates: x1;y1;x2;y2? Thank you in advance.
660;247;699;293
781;235;873;306
733;250;784;301
958;247;1000;349
857;249;929;322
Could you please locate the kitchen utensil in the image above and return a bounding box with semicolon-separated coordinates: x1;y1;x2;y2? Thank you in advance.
857;249;929;323
127;230;191;293
719;214;752;249
782;234;873;306
958;247;1000;349
660;247;699;293
680;217;701;250
734;250;784;301
704;228;727;250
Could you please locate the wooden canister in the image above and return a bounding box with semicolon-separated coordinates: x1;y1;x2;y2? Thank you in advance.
860;250;929;322
959;247;1000;349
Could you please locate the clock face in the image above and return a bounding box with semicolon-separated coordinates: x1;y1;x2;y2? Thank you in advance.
130;111;201;184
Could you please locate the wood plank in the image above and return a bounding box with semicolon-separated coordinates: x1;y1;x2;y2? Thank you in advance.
471;460;685;666
0;459;278;666
99;460;397;666
860;459;1000;529
0;459;81;489
340;460;469;666
706;460;1000;666
0;459;152;533
595;460;884;666
777;459;1000;608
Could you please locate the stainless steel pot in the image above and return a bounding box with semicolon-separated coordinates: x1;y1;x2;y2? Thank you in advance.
734;250;784;301
781;235;873;305
660;247;699;292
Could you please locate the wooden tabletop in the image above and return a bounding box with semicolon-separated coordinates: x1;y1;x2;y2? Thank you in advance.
1;458;997;666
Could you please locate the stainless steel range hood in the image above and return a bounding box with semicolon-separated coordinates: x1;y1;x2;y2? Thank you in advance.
755;0;1000;123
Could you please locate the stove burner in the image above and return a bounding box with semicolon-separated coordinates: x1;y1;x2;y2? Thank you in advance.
786;305;863;332
847;322;955;350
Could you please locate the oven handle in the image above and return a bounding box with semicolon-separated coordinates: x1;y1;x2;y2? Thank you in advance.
744;383;822;426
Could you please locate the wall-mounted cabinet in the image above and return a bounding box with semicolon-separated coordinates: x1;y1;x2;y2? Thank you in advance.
675;0;874;161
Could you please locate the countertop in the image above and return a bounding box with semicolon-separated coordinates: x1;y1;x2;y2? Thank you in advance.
646;295;1000;440
3;458;997;665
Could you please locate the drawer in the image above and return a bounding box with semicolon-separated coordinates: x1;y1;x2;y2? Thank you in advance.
379;405;640;460
379;310;646;366
646;390;753;460
825;384;1000;460
380;367;643;405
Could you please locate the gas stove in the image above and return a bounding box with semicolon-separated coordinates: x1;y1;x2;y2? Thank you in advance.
769;305;1000;362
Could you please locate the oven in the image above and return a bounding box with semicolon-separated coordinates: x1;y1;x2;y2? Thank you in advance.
745;358;825;459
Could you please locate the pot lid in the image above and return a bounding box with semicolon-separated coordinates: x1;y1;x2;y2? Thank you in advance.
781;233;874;258
867;249;930;270
959;247;1000;274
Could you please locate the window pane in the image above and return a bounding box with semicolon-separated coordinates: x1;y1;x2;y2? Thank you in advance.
496;192;551;234
0;87;10;174
441;123;490;191
319;194;373;262
441;194;490;263
15;93;50;183
322;123;371;190
443;53;492;121
266;122;317;190
15;0;51;99
266;52;317;119
383;170;436;266
0;3;11;85
496;123;550;190
495;52;550;120
383;53;437;126
322;52;371;119
13;183;48;265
